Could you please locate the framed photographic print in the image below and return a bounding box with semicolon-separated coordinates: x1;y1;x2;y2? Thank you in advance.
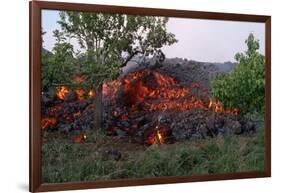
29;0;271;192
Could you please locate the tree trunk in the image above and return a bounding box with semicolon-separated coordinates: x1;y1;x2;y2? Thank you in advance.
93;85;103;130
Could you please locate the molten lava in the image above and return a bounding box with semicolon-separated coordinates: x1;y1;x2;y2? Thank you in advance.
88;89;95;97
208;99;223;113
75;88;85;100
56;86;70;100
42;79;96;130
146;128;165;145
103;68;240;144
156;130;164;144
102;68;236;114
73;133;87;143
43;69;241;145
41;117;56;129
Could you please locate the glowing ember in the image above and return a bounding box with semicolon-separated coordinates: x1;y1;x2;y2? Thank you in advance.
88;89;95;97
73;133;87;143
215;104;223;113
56;86;70;100
145;98;205;112
156;130;164;144
75;88;85;100
208;99;239;114
146;128;165;145
208;100;213;109
41;117;56;129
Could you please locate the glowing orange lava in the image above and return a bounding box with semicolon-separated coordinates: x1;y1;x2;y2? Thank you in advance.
41;117;56;129
56;86;70;100
75;88;85;100
88;89;95;97
145;126;166;145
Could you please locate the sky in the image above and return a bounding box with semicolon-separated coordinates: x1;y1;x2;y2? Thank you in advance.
42;10;265;63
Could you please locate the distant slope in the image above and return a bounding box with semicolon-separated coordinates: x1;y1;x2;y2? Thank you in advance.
206;61;237;73
121;57;237;92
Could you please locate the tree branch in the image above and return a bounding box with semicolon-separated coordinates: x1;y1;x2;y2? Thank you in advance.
120;50;142;68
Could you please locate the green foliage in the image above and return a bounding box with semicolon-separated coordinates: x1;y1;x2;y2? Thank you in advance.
56;11;177;87
41;30;76;91
75;50;120;90
211;33;265;115
41;12;177;91
58;12;177;64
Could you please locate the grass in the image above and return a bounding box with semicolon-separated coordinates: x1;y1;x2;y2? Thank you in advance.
41;128;265;183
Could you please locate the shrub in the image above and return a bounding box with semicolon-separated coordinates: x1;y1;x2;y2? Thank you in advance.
211;33;265;115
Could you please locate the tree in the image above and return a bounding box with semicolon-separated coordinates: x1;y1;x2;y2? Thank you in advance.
211;33;265;115
57;11;177;70
56;11;177;128
41;29;75;91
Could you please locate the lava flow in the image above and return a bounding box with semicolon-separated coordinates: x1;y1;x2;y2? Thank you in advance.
42;69;242;145
41;75;96;130
103;68;240;144
103;68;238;114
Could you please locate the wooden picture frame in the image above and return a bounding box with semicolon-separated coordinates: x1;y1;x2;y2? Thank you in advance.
30;1;271;192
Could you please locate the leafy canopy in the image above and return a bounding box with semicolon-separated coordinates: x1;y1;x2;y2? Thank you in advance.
42;11;177;88
42;11;177;91
211;33;265;115
58;11;177;66
41;29;75;91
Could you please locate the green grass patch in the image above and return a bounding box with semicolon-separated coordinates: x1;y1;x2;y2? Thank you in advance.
41;128;265;183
